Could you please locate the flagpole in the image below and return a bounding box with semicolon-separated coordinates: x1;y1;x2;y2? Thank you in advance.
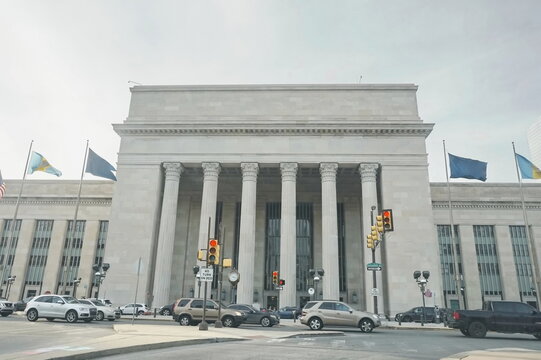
59;140;89;295
443;140;465;310
0;140;33;298
512;142;541;306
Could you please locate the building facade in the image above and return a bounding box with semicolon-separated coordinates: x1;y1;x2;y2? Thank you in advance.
1;84;540;317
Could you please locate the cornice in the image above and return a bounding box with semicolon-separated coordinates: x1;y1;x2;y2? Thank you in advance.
433;201;541;210
0;198;112;207
130;84;419;92
113;123;434;138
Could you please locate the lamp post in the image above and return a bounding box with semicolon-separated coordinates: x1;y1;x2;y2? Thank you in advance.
193;265;201;297
92;263;110;299
413;270;430;326
309;268;324;300
72;278;82;298
5;275;16;299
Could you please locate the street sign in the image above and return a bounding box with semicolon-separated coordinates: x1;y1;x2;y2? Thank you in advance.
200;267;214;282
308;287;315;295
370;288;379;296
367;262;383;271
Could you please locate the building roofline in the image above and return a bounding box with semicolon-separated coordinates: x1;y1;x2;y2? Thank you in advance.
129;84;419;92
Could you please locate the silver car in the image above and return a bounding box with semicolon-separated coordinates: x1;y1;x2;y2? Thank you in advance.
300;300;381;332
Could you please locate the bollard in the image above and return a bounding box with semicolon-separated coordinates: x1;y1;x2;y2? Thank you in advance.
398;314;402;326
154;308;157;318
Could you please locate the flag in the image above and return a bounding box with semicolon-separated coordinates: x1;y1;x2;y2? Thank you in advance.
27;151;62;177
85;148;117;181
516;153;541;179
0;171;6;200
449;153;487;182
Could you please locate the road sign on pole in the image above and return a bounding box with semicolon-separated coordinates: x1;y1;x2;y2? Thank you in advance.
367;262;383;271
200;267;214;282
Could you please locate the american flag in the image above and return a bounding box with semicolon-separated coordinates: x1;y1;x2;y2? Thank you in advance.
0;171;6;200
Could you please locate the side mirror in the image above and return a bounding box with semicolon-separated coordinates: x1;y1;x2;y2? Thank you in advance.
56;300;64;304
349;310;353;314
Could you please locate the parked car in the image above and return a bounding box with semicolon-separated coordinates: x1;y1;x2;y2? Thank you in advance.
228;304;280;327
300;300;381;332
277;306;301;319
79;299;119;321
173;298;246;327
159;303;175;316
119;303;151;315
13;296;34;312
98;298;113;307
447;300;541;338
25;295;97;323
0;299;14;317
395;306;437;323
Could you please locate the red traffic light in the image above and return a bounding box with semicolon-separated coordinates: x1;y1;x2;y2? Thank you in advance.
209;239;218;247
279;279;285;286
382;209;394;232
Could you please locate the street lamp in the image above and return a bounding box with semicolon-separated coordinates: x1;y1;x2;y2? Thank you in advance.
413;270;430;326
309;268;324;300
91;263;110;299
72;278;82;298
193;265;201;297
5;275;16;299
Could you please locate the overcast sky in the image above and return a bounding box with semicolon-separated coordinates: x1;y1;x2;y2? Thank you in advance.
1;0;540;183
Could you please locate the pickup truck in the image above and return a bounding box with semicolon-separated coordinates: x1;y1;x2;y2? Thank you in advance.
447;300;541;339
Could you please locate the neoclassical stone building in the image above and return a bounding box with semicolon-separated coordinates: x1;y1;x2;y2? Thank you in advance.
1;84;540;317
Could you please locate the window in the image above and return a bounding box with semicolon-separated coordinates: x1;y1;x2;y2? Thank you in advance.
474;225;503;296
92;221;109;286
36;296;52;303
437;225;462;295
0;219;22;285
25;220;53;286
513;302;534;314
319;302;335;310
510;226;535;296
178;299;190;307
191;300;203;308
304;302;317;310
58;220;86;288
335;303;349;312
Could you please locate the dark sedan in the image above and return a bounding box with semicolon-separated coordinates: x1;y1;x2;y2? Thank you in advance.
228;304;280;327
159;303;174;316
277;306;301;319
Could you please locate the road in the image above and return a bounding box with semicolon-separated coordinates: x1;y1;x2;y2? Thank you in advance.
100;328;541;360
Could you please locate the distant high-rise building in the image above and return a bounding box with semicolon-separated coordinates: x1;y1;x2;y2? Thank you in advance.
528;118;541;166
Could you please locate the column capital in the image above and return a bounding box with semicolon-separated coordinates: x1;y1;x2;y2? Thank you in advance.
280;163;298;181
359;163;379;183
241;163;259;181
163;162;183;180
202;162;221;179
320;163;338;182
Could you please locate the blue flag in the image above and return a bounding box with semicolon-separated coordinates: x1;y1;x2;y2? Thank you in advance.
85;149;117;181
449;153;487;182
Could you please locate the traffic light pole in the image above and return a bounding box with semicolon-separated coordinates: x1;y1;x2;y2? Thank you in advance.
215;227;225;328
199;218;211;331
370;206;378;315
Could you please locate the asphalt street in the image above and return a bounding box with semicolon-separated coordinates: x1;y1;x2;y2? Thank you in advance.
99;329;541;360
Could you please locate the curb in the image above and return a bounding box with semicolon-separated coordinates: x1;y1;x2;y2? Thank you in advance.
48;337;245;360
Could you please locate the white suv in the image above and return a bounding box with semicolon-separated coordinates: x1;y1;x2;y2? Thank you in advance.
25;295;97;323
119;303;150;315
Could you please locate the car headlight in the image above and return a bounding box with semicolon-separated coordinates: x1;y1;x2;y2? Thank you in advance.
270;315;277;319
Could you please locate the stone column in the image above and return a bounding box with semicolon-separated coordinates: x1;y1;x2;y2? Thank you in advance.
237;163;259;304
320;163;340;300
197;163;221;269
359;163;383;313
152;162;183;307
280;163;297;307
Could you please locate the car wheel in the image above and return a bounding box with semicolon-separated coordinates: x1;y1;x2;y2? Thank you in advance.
533;332;541;340
83;318;92;323
468;321;487;338
394;314;401;322
260;317;272;327
65;310;78;323
1;313;8;317
308;317;323;330
359;319;374;333
108;319;115;321
162;309;171;316
460;328;470;336
137;310;144;315
222;316;235;327
96;311;105;321
178;315;191;326
46;318;54;322
27;309;38;322
402;316;412;322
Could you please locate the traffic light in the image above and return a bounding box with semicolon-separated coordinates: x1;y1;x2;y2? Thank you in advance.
376;215;384;233
207;239;220;265
366;234;374;249
371;226;378;240
272;271;279;285
382;209;394;232
279;279;285;286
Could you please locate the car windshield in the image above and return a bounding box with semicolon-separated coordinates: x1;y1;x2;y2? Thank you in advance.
62;296;80;304
91;300;106;306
